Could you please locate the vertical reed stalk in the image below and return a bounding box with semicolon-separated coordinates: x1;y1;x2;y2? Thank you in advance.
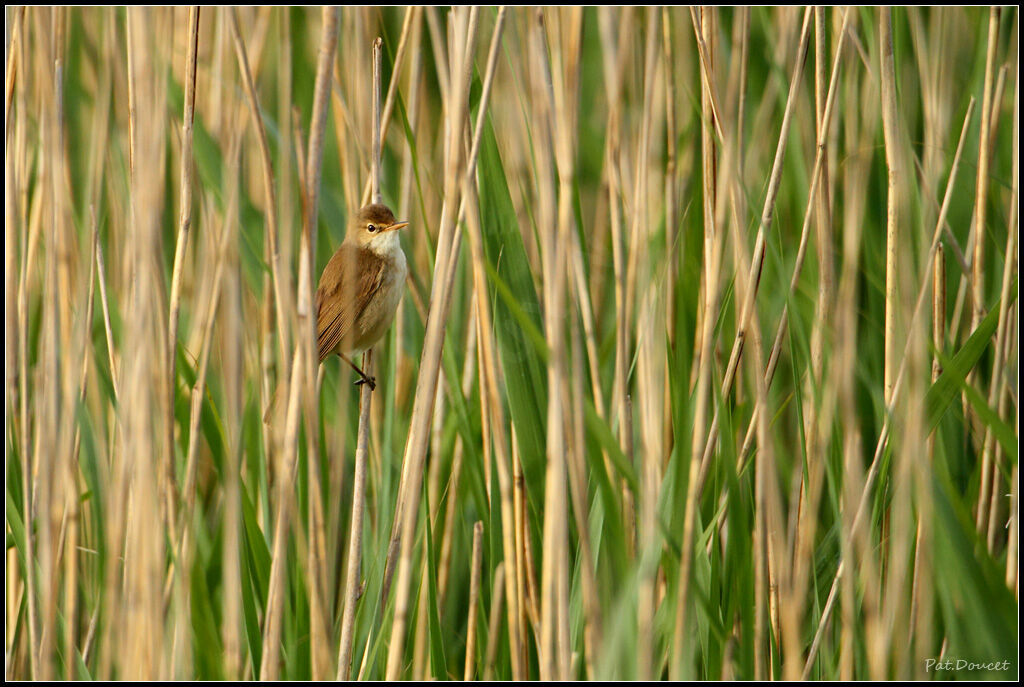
260;9;339;681
166;6;200;539
972;8;999;531
880;8;901;406
463;521;484;680
337;34;384;680
981;62;1018;550
385;9;479;678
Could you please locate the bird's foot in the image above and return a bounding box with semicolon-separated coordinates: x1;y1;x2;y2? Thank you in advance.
355;375;377;391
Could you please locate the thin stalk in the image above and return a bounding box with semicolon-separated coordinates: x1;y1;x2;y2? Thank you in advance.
360;8;417;206
338;35;384;678
261;9;339;680
981;58;1018;550
463;521;484;680
166;5;200;537
336;351;374;678
881;7;901;406
482;564;506;681
385;8;480;678
972;7;999;531
229;6;288;381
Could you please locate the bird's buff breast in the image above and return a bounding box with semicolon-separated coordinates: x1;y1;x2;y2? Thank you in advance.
352;245;407;353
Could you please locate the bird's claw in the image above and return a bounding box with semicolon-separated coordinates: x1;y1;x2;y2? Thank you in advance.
355;375;377;391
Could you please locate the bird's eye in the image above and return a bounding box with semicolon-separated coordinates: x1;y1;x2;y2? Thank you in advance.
367;224;378;233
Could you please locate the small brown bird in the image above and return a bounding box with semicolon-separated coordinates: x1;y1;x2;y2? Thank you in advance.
264;203;408;423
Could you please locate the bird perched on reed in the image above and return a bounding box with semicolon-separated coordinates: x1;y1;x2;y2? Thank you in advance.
264;203;408;423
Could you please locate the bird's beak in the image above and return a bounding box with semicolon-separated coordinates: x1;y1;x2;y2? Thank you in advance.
388;221;409;232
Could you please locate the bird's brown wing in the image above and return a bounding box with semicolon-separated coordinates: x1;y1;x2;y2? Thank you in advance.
315;243;385;362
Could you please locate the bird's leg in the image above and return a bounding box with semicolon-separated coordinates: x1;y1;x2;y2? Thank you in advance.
340;353;376;391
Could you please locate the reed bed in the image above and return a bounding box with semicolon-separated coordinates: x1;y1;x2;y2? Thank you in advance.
4;6;1019;680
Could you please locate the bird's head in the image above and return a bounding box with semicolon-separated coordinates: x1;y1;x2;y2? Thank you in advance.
348;203;409;255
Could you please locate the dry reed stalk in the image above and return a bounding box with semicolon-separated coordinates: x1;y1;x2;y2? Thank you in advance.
748;234;775;684
630;7;663;683
395;8;425;405
521;473;543;638
242;7;273;83
596;6;635;551
4;12;26;676
219;130;244;684
229;7;289;379
164;101;243;681
554;9;584;677
570;197;606;418
531;7;582;680
272;5;295;426
568;312;601;679
57;110;102;687
164;13;201;670
877;181;932;679
38;9;71;679
985;365;1014;550
380;6;480;603
660;8;687;462
306;448;331;680
531;9;563;676
980;62;1018;550
259;9;339;681
337;35;386;678
335;348;374;677
3;8;24;131
120;7;172;677
1008;461;1020;592
371;36;383;203
8;9;36;677
296;3;339;345
908;241;944;673
385;4;512;668
482;563;507;681
676;8;726;677
359;9;417;206
330;42;363;215
464;521;484;680
880;8;901;406
304;11;342;682
875;12;906;671
971;7;1000;335
165;6;200;541
687;7;726;144
162;13;241;607
259;346;305;681
512;429;529;674
385;8;479;678
167;99;239;683
972;8;1000;528
787;13;834;664
437;313;480;607
462;155;525;678
411;555;431;679
662;7;682;356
